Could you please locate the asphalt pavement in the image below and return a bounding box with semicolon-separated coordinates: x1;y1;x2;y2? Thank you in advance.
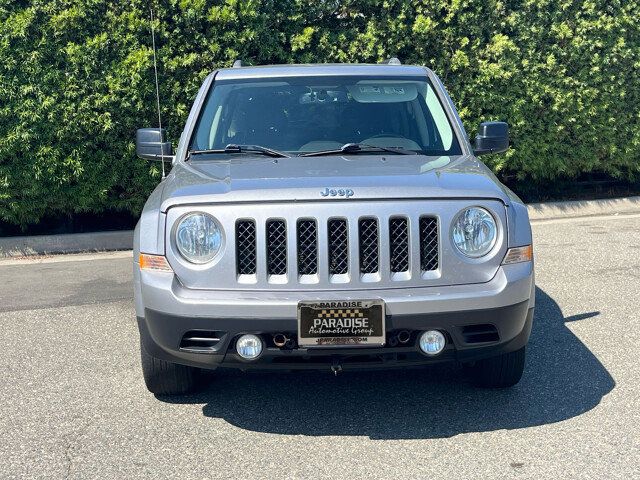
0;214;639;479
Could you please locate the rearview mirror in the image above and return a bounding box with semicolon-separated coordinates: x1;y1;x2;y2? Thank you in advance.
136;128;174;161
474;121;509;156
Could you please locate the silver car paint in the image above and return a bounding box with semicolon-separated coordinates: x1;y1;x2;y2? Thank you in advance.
135;261;533;319
161;155;510;206
164;198;508;291
134;63;534;320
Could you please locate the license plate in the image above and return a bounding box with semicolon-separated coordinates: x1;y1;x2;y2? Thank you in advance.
297;300;385;347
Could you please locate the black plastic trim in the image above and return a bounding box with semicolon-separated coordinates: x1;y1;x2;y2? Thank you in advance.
138;301;533;371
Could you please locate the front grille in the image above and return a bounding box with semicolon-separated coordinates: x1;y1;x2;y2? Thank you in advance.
266;220;287;275
235;213;440;282
328;219;348;274
297;219;318;275
359;218;379;274
236;220;256;275
389;217;409;272
419;217;438;271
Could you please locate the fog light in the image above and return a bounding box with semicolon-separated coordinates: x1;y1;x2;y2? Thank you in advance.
419;330;446;355
236;334;263;360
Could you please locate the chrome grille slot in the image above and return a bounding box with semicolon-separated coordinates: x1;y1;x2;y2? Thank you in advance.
266;220;287;275
235;220;257;275
419;216;438;271
328;219;349;275
297;219;318;275
389;217;409;273
359;218;379;274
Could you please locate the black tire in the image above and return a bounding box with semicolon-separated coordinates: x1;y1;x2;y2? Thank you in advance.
140;341;202;395
468;346;526;388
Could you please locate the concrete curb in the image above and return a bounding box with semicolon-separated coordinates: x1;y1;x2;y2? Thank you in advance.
1;196;639;258
527;196;640;221
0;230;133;258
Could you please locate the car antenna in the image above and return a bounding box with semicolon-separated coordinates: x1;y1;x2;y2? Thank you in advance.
149;7;165;179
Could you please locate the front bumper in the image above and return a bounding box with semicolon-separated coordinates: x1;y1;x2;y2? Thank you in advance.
135;262;535;371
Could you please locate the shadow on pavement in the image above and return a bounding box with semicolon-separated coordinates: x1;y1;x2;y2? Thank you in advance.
159;287;614;439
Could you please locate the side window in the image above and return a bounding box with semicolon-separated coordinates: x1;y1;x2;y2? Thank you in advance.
425;85;453;150
208;105;223;148
194;87;226;150
431;73;470;147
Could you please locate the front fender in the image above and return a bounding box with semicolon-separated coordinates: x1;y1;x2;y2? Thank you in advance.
137;182;167;256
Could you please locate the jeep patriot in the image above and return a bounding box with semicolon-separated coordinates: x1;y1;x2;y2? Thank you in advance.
133;61;535;395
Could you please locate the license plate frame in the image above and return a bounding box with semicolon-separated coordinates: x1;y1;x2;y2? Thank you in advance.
297;300;385;347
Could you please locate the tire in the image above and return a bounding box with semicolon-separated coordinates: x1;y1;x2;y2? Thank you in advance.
140;341;203;395
468;346;526;388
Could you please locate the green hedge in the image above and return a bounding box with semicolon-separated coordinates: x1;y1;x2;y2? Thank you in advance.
1;0;638;227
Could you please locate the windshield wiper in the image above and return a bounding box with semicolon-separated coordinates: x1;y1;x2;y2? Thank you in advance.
187;144;290;160
300;143;415;157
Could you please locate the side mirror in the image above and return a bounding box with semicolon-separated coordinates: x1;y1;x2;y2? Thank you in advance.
474;121;509;156
136;128;174;161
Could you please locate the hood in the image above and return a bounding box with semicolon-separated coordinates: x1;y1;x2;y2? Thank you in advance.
159;154;511;211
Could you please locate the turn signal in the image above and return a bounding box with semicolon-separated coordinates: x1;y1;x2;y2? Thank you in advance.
502;245;533;265
139;254;173;272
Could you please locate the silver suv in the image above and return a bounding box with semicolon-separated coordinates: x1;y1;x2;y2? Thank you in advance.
133;62;534;395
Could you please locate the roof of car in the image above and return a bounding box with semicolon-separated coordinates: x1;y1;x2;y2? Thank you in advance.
214;63;430;80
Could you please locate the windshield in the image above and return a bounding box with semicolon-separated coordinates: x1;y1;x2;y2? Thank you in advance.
189;75;462;157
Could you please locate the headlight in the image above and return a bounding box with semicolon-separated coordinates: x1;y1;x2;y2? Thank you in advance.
175;213;223;264
451;207;497;258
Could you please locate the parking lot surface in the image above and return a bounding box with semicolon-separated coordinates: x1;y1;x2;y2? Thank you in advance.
1;214;639;479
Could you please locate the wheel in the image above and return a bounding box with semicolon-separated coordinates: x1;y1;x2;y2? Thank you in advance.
467;346;526;388
140;340;203;395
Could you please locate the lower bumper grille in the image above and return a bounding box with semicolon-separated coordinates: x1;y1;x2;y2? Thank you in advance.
461;324;499;343
179;330;225;352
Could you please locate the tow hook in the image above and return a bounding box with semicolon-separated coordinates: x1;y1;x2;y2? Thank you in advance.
331;359;342;376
